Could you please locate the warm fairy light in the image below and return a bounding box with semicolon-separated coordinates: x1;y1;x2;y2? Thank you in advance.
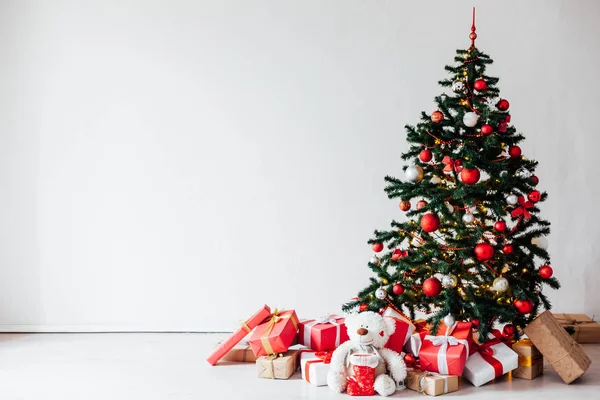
522;268;527;273
382;278;388;285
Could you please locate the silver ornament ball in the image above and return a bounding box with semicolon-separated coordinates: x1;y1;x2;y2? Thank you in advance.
532;237;548;250
375;287;387;300
370;255;380;265
443;314;456;327
492;277;510;293
405;165;424;183
430;176;442;184
506;194;519;206
463;112;479;128
462;213;475;224
441;274;458;288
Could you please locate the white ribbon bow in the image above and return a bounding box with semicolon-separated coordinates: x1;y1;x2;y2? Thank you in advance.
424;323;469;375
303;314;341;348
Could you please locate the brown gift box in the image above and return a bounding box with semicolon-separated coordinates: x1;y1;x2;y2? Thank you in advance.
524;311;591;384
406;369;459;396
511;339;543;380
218;341;257;363
552;313;600;343
256;351;299;380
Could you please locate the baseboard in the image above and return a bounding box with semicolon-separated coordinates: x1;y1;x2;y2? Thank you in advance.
0;325;232;333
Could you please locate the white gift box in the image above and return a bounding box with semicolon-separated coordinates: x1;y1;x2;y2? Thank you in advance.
300;351;331;386
463;333;518;387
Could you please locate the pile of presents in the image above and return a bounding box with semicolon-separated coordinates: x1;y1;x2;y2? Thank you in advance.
207;305;596;396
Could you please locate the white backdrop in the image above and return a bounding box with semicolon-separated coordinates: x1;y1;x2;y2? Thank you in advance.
0;0;599;332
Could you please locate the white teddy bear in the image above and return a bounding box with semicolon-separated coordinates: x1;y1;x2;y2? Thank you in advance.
327;311;407;396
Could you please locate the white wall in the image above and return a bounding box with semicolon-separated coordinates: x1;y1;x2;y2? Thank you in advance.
0;0;599;332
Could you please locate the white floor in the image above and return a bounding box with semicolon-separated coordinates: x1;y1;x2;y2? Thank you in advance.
0;333;598;399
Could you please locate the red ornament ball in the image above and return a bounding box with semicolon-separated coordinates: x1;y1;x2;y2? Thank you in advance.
508;146;522;158
494;220;507;232
423;277;443;297
431;110;444;123
359;304;368;312
503;324;516;337
420;213;440;232
399;201;411;211
420;149;433;162
539;265;554;279
474;79;488;91
460;167;481;185
514;298;534;314
416;200;428;210
474;242;495;261
393;283;404;295
528;190;541;203
372;243;384;253
391;249;407;261
481;124;493;135
497;99;510;111
502;244;514;255
530;175;539;185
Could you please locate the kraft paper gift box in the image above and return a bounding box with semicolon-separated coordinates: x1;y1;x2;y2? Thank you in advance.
206;305;271;365
404;319;431;357
463;329;518;387
405;369;459;396
524;310;591;384
217;340;257;363
512;338;543;380
381;306;416;354
298;315;349;351
249;309;299;357
300;350;333;386
419;321;473;376
552;313;600;343
256;351;299;380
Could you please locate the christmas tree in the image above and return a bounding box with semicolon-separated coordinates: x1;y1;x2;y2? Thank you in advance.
343;9;559;339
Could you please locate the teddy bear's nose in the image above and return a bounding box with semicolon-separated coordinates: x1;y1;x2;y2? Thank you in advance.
356;328;368;336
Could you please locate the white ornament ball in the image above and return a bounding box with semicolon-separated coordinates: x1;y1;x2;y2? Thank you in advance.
375;287;387;300
462;213;475;224
370;255;380;265
441;274;458;288
405;165;424;183
443;314;456;327
492;277;510;293
506;194;519;205
532;237;548;250
463;112;479;128
430;176;442;184
452;80;465;93
446;203;455;213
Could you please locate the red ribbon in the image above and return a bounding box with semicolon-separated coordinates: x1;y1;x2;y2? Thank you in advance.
475;331;505;378
510;196;533;220
442;156;463;173
314;351;333;364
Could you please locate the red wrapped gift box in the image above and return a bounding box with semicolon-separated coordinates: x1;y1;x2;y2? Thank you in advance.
298;315;349;351
206;305;271;365
381;306;416;354
419;321;473;376
249;309;299;357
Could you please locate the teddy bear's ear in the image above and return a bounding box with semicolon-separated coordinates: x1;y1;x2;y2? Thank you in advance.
383;316;396;336
344;312;358;329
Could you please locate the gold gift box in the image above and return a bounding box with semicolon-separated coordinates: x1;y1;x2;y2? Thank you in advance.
512;339;543;380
